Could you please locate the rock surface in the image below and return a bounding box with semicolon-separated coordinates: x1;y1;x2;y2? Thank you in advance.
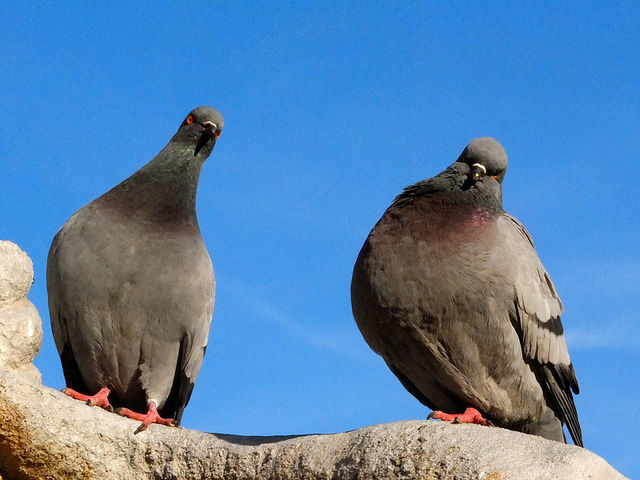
0;241;42;382
0;369;627;480
0;240;628;480
0;241;34;304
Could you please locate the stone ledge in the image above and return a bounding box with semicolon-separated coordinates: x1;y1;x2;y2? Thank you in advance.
0;368;627;480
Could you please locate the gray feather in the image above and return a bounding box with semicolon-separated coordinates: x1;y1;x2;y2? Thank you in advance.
351;137;582;446
47;106;223;424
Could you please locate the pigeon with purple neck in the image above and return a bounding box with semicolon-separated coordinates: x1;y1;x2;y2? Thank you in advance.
351;137;582;446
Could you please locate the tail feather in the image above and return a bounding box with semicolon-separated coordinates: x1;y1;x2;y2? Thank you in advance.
522;407;566;444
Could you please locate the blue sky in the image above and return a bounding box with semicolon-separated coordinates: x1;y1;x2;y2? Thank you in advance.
2;3;638;477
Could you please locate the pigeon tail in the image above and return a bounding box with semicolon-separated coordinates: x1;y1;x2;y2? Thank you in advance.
522;407;571;445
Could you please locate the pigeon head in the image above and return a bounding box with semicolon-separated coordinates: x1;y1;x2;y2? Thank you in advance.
175;106;224;157
103;107;225;220
179;106;224;135
456;137;508;184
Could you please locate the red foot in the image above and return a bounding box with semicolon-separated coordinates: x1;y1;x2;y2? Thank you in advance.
428;407;493;426
62;386;113;411
116;401;176;434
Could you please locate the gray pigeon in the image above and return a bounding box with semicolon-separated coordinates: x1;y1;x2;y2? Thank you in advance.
47;106;223;431
351;138;582;446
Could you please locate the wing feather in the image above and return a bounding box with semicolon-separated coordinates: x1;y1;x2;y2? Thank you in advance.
500;214;582;446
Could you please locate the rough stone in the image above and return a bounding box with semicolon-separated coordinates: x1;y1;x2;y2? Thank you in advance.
0;242;42;382
0;299;43;375
0;241;34;305
0;369;627;480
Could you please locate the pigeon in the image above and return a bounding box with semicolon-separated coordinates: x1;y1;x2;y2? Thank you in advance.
47;106;223;432
351;137;582;446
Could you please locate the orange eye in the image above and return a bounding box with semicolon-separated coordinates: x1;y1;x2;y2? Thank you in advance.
186;115;194;124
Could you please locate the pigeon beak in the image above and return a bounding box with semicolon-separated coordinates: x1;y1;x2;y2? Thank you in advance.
202;121;221;138
471;163;487;181
194;122;219;156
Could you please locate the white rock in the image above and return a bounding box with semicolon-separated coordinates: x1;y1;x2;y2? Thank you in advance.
0;369;628;480
0;241;42;382
0;241;34;305
0;298;43;372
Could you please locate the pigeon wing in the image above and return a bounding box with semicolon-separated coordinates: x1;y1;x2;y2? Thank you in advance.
47;227;91;394
499;214;582;446
159;280;214;425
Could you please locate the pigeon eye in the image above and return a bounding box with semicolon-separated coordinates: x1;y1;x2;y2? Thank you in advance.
186;115;194;125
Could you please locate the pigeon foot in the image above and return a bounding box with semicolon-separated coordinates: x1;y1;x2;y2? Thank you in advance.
116;401;176;434
428;407;493;426
62;386;113;411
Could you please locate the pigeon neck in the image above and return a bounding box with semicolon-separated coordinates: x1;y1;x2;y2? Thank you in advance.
101;145;205;229
392;166;504;221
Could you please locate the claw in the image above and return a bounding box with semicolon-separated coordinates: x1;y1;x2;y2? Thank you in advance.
428;407;492;426
62;386;113;411
116;401;176;434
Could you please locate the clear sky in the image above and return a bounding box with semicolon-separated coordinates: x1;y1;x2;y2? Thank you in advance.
2;3;638;478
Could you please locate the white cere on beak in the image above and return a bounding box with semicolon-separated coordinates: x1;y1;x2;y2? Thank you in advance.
203;121;217;130
472;163;487;175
